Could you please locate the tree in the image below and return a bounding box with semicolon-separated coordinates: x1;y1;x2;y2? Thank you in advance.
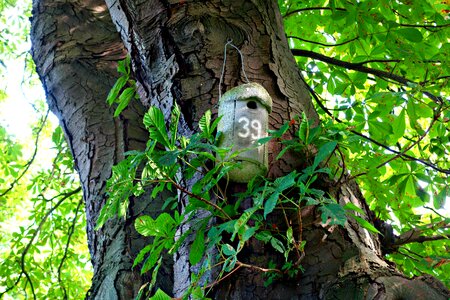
28;0;449;299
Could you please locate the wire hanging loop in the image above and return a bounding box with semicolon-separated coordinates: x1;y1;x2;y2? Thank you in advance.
219;39;250;100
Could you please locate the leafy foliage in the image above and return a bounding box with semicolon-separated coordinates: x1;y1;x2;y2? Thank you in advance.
0;125;91;299
280;0;449;287
106;56;140;117
99;105;377;297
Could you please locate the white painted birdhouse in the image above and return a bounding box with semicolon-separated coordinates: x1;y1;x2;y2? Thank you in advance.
217;82;272;182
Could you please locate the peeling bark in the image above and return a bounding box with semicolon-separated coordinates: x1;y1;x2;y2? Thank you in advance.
31;0;450;299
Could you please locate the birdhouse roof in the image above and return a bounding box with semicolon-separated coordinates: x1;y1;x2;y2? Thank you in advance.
220;82;272;113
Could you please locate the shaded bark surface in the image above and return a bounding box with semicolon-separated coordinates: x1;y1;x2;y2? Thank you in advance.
31;0;450;299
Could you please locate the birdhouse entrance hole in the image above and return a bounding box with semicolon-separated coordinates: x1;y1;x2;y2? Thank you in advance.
247;100;257;109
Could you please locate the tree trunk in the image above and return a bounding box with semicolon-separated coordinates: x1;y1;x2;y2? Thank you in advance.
30;0;450;299
30;0;173;298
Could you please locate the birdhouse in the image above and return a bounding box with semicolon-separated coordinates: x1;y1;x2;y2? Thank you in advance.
217;82;272;182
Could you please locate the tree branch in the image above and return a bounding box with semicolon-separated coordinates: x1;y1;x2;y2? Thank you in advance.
284;6;346;18
292;48;444;104
396;234;450;246
399;23;450;31
287;35;358;47
300;77;450;175
394;221;450;247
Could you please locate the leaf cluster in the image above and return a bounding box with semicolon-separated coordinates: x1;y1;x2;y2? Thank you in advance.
100;106;378;298
280;0;450;286
0;125;91;299
106;56;140;117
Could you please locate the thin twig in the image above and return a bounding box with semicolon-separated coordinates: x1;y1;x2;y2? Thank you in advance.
0;109;50;198
301;79;450;175
203;264;242;290
423;206;447;219
287;35;358;47
349;105;442;180
399;23;450;31
169;179;231;220
284;6;346;18
394;220;449;247
236;261;283;274
57;198;83;300
0;187;82;298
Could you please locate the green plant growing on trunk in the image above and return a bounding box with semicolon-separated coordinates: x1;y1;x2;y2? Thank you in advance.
98;101;379;298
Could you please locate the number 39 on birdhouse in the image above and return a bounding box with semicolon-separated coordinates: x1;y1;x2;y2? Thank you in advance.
217;82;272;182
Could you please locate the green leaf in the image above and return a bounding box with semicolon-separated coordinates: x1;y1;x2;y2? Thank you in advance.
397;28;423;43
223;255;237;272
234;206;259;239
368;119;393;143
257;136;273;145
199;110;211;136
189;228;205;266
434;187;447;209
133;244;153;268
143;107;171;149
52;126;63;145
319;203;346;226
158;150;179;166
352;215;380;234
307;126;321;145
268;121;290;138
149;288;172;300
222;244;236;256
242;226;259;242
135;213;175;237
299;112;309;143
263;172;297;219
270;237;285;253
286;226;293;244
313;141;337;169
135;215;156;237
391;109;406;141
255;231;272;243
264;191;279;219
114;87;135;117
117;56;131;75
404;175;417;197
274;171;297;192
170;104;180;146
107;76;128;105
343;202;365;215
367;92;400;114
142;240;165;273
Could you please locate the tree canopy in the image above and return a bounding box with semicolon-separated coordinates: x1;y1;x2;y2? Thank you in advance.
0;0;449;299
280;0;450;286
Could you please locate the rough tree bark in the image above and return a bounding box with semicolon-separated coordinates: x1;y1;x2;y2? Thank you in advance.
30;0;449;299
30;1;173;298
